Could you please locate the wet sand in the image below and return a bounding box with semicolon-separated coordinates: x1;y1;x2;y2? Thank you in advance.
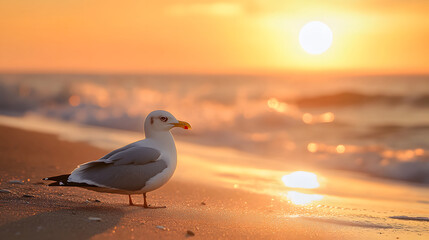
0;125;419;239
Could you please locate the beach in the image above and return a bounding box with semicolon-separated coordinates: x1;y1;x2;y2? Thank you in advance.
0;125;339;239
1;124;427;239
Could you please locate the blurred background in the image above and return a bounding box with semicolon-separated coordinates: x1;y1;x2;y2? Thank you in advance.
1;0;429;185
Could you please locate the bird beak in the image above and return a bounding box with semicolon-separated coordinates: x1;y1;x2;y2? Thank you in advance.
172;120;192;130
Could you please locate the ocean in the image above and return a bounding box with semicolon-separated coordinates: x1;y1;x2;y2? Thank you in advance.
1;73;428;184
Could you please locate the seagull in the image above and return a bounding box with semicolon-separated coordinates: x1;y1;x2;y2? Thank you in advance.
43;110;191;208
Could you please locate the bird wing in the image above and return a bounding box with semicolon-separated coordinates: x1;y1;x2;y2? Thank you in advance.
68;146;167;191
100;145;161;165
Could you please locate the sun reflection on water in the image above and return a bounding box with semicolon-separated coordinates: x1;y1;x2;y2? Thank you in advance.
267;98;289;113
282;171;320;189
282;171;323;205
307;143;318;153
336;144;346;154
286;191;324;205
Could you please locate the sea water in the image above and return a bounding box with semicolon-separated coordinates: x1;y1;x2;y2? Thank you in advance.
1;73;428;183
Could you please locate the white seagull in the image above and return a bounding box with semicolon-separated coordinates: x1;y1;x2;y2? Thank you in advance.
44;110;191;208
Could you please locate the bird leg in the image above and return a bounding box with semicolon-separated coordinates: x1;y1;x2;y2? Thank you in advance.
128;195;135;206
143;192;166;209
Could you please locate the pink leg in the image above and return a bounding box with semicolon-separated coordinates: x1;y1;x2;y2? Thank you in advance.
128;195;135;206
143;193;166;209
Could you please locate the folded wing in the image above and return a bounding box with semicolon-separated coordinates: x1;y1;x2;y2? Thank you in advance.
68;146;167;191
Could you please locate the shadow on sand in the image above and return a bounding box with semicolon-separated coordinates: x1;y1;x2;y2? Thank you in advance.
0;205;124;240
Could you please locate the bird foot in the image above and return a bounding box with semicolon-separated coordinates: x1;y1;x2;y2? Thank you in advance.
128;203;166;208
143;204;166;209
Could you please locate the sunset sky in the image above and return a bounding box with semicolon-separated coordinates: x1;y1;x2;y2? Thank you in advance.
1;0;428;74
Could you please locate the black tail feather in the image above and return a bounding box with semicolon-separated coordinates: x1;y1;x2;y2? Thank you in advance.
43;174;99;188
43;174;70;182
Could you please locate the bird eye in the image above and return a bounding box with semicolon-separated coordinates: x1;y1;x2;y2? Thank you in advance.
160;116;168;122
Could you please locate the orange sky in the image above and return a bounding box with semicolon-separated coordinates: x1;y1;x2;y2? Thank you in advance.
1;0;428;74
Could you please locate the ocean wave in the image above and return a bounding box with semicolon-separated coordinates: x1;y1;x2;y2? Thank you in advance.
1;74;429;184
0;84;37;112
294;92;429;108
375;161;429;183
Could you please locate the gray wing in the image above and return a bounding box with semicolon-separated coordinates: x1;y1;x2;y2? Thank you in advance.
73;160;167;191
99;144;134;160
100;145;161;165
69;146;166;191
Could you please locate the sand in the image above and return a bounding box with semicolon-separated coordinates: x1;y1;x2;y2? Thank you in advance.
0;125;415;239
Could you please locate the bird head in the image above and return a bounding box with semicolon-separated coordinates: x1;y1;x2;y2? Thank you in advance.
144;110;191;134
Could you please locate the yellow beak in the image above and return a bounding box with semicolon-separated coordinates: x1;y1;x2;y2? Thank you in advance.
172;120;192;130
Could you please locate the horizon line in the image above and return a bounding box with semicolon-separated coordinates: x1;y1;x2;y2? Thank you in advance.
1;70;429;78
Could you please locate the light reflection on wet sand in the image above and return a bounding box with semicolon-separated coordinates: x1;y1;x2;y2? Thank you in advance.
285;191;324;205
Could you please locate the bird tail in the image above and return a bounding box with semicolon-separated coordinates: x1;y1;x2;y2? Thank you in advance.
43;174;70;186
43;174;70;182
43;174;98;187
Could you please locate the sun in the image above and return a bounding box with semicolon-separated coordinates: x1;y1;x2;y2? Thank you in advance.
299;21;333;55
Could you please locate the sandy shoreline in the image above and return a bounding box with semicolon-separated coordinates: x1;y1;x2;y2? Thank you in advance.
0;125;423;239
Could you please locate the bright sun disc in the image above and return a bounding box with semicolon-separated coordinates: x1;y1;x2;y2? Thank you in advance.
299;21;333;55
